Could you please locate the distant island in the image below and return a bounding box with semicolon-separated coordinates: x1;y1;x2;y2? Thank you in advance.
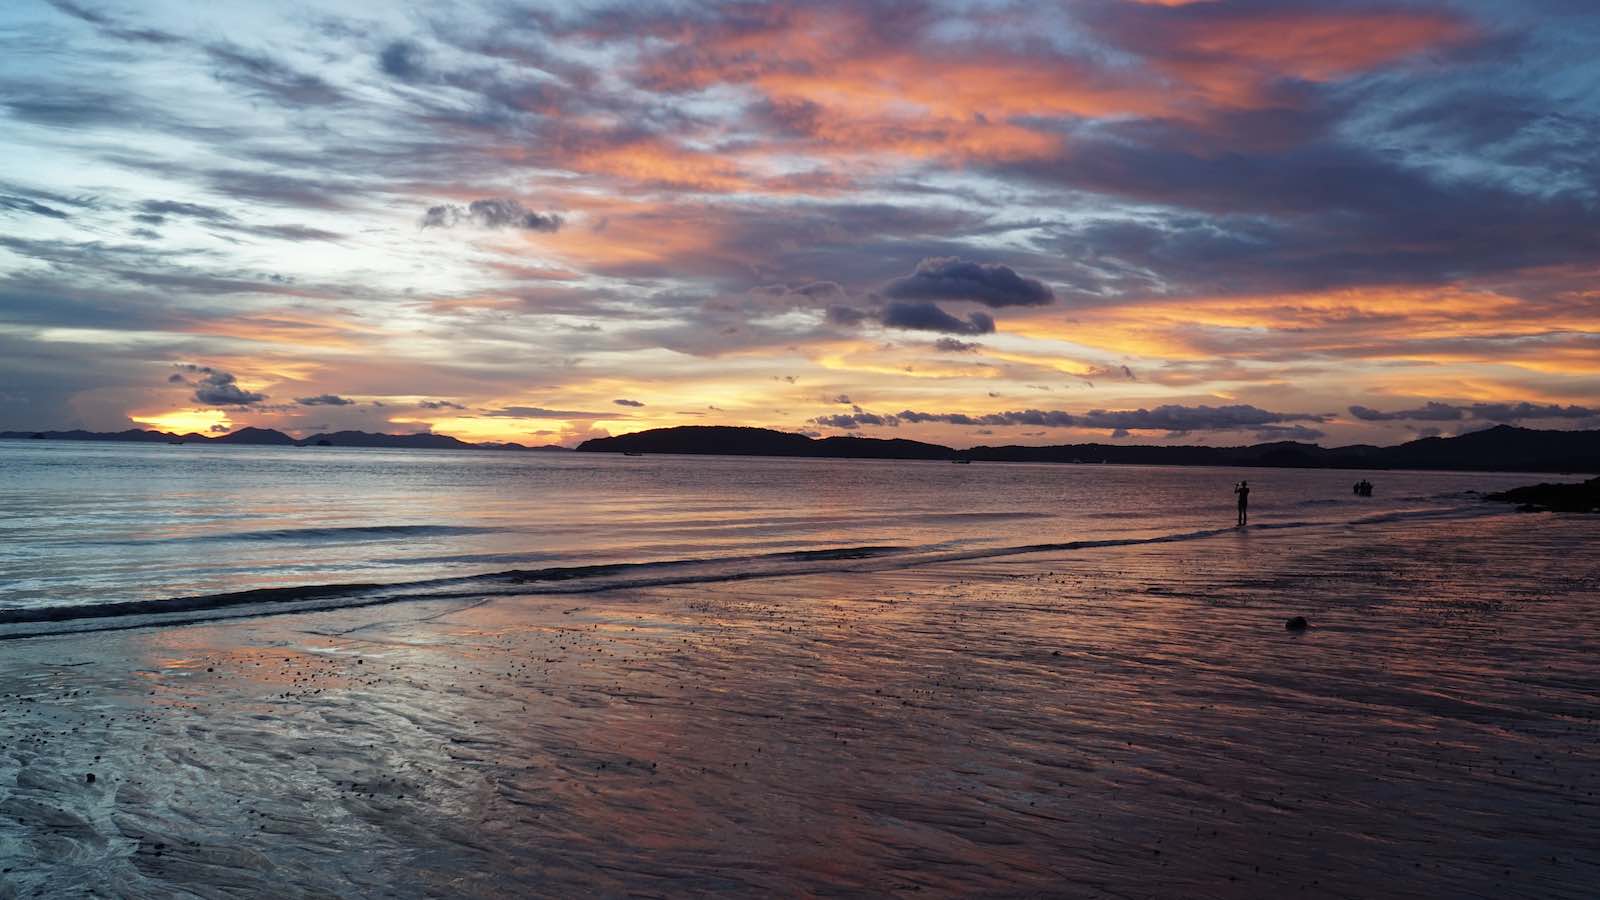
6;422;1598;473
578;424;1600;473
0;426;569;452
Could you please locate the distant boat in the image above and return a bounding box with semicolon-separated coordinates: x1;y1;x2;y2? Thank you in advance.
168;440;185;445
622;451;643;457
952;458;972;464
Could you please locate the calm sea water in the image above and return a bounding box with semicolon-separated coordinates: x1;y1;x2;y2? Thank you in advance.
3;440;1597;897
0;439;1557;619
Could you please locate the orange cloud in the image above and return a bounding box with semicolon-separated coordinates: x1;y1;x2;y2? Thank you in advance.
1116;6;1472;109
571;138;754;192
594;3;1473;172
179;311;380;351
1010;283;1597;372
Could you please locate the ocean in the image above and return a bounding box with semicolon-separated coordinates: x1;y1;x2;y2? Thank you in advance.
0;439;1559;634
2;439;1597;896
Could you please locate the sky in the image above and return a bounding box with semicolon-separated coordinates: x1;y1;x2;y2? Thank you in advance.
2;0;1598;448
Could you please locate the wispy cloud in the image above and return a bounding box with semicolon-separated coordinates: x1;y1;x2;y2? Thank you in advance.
0;0;1593;446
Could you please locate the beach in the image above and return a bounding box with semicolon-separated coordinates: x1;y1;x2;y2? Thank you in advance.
4;508;1597;898
8;0;1600;893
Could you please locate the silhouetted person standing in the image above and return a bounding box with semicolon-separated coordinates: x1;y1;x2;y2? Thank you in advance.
1234;480;1250;526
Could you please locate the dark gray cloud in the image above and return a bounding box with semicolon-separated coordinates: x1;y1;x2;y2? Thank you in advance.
883;257;1054;308
896;404;1328;433
752;280;849;306
0;195;71;220
46;0;182;44
1350;401;1597;422
378;40;428;81
613;398;645;407
880;301;995;335
419;399;466;410
787;281;846;299
238;223;342;242
810;411;899;430
296;394;354;406
484;406;616;419
825;305;870;327
141;200;229;221
1074;364;1138;385
132;199;342;242
0;259;201;333
896;409;1069;428
174;364;267;407
420;199;563;232
1348;402;1464;422
0;181;100;213
44;3;344;106
556;198;990;283
1;87;154;129
1014;126;1600;299
933;337;981;352
1470;402;1597;422
185;168;357;211
202;43;345;107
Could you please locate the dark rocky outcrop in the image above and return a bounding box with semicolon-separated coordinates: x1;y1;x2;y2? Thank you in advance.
1484;476;1600;513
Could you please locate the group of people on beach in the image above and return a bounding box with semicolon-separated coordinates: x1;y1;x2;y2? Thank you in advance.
1233;477;1376;527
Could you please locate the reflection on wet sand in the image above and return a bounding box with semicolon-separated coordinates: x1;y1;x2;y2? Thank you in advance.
2;513;1598;897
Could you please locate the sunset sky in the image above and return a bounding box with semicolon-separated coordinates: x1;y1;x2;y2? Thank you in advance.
2;0;1597;447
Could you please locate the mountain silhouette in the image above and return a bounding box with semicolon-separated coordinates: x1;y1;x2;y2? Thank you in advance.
578;423;1599;473
7;422;1597;471
1;427;567;452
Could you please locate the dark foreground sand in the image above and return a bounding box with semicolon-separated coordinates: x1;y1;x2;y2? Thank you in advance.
3;512;1598;898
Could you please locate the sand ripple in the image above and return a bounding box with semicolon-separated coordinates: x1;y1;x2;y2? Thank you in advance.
2;513;1597;897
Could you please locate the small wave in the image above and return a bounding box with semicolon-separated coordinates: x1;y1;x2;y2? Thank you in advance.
205;524;505;542
107;524;506;546
0;545;916;632
0;504;1511;639
1345;505;1496;527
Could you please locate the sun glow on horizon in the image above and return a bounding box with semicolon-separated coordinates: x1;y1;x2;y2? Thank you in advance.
130;408;235;434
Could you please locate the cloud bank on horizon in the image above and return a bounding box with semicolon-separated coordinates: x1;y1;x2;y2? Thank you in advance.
1;0;1596;447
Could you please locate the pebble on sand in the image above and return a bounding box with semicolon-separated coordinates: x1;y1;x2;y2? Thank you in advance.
85;773;96;783
1285;616;1309;631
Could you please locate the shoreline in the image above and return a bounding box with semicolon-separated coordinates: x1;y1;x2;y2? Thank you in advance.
4;512;1597;897
0;501;1529;641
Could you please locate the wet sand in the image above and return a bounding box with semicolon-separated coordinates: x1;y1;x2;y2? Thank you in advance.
3;512;1598;898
